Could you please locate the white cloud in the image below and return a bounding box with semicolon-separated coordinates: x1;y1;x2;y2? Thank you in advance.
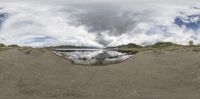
0;3;102;47
0;1;199;47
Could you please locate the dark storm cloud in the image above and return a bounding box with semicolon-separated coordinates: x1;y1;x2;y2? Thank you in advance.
68;4;141;36
65;4;152;46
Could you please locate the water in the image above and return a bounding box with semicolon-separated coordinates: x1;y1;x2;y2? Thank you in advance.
53;49;133;65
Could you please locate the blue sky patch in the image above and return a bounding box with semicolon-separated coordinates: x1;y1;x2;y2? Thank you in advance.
0;12;8;28
25;36;56;44
175;14;200;31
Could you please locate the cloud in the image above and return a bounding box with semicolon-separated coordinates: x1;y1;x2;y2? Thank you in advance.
0;1;199;47
0;3;101;47
66;3;200;46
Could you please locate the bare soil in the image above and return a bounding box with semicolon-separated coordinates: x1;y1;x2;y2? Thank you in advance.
0;48;200;99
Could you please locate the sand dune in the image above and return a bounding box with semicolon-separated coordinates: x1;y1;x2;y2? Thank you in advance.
0;48;200;99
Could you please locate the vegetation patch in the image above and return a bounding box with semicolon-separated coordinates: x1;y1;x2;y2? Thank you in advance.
25;50;33;54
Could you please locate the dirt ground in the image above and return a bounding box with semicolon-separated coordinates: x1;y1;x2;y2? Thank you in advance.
0;48;200;99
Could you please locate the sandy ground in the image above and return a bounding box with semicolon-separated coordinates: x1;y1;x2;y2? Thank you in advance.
0;48;200;99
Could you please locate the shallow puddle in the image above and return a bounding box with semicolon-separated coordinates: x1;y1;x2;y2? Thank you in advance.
53;49;133;65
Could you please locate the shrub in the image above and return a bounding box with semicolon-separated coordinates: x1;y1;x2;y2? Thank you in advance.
189;41;193;46
0;43;6;48
7;45;19;48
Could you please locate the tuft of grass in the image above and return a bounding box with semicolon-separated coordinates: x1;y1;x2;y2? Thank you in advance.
192;47;200;52
24;50;32;54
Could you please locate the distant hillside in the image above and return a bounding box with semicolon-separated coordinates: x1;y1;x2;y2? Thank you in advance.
150;42;180;48
117;43;142;48
44;42;182;50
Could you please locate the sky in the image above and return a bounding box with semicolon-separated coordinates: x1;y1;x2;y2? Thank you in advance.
0;0;200;47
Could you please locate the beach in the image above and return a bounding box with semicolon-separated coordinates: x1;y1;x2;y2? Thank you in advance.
0;48;200;99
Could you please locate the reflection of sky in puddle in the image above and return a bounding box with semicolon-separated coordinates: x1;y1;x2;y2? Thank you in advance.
53;49;133;65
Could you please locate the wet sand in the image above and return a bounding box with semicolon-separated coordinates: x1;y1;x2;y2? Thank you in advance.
0;48;200;99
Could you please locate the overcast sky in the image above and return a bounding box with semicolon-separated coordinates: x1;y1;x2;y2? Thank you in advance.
0;0;199;47
0;0;199;5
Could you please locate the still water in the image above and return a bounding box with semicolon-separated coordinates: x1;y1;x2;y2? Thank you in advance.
53;49;133;65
